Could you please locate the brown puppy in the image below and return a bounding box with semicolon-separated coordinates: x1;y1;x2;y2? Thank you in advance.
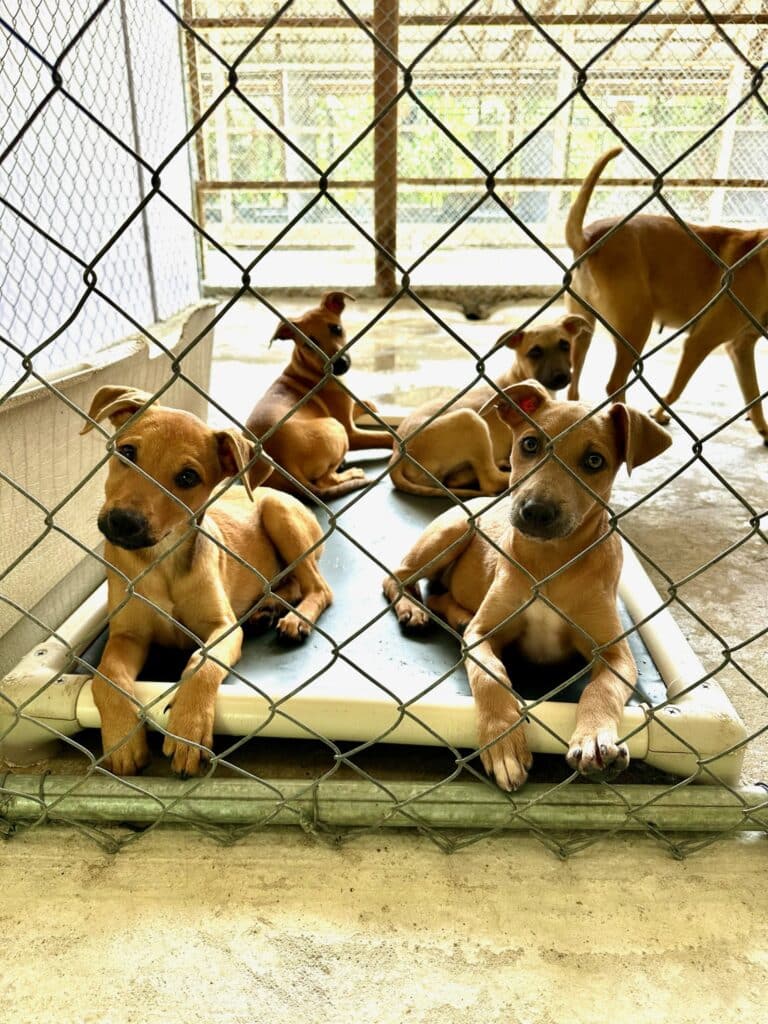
389;315;589;497
82;386;332;777
565;146;768;445
383;381;671;790
246;291;393;500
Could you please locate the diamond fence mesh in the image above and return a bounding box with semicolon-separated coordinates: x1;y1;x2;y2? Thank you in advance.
0;0;767;857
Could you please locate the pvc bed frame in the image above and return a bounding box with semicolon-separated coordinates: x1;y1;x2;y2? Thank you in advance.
0;477;747;789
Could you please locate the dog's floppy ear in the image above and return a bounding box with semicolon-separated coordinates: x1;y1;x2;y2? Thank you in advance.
321;290;355;315
559;314;591;338
80;385;154;435
610;404;672;474
498;328;525;349
479;379;550;427
216;429;256;500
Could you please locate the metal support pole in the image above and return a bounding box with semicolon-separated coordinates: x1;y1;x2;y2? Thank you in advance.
120;0;160;322
373;0;399;296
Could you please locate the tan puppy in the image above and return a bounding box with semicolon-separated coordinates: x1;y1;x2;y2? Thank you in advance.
383;381;671;790
565;147;768;445
82;386;332;777
246;291;393;500
389;315;589;497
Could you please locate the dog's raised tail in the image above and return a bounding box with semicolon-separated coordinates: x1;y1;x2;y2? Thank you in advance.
565;147;622;257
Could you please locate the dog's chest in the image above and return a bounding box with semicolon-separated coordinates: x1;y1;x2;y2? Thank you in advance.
133;574;192;646
515;598;570;663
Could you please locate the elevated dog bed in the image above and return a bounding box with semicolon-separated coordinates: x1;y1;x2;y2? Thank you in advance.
0;460;747;784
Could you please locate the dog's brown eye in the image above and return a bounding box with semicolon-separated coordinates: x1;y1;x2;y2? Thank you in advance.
583;452;605;472
116;444;137;463
559;339;571;351
527;346;542;359
520;436;539;455
329;324;342;337
175;468;201;489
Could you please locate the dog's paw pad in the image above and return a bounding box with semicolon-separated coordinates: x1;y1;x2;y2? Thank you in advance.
478;718;532;792
566;731;630;778
649;405;671;426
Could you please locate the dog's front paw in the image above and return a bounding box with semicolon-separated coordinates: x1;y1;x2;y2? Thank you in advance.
566;728;629;778
100;715;150;776
163;700;214;777
650;404;671;425
478;713;532;792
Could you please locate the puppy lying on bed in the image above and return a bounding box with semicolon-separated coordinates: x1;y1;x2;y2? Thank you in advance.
383;381;671;789
388;315;589;497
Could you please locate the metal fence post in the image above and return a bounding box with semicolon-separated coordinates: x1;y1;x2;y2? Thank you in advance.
373;0;399;297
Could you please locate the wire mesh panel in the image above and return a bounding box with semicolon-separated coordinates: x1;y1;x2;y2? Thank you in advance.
1;0;767;858
186;0;768;289
0;0;199;385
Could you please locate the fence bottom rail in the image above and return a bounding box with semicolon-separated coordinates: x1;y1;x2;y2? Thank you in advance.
1;775;767;834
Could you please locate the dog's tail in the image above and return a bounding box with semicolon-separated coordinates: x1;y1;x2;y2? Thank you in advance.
565;147;622;257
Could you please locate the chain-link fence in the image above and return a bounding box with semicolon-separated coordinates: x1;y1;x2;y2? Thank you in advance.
0;0;199;384
1;0;767;859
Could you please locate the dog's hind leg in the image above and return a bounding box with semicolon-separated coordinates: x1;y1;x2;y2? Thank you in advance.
247;578;303;631
427;591;474;634
725;331;768;444
382;508;477;631
260;494;333;642
429;409;509;495
650;322;726;425
272;461;370;502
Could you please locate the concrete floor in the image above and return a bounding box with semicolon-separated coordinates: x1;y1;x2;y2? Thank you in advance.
3;293;767;1022
2;826;767;1023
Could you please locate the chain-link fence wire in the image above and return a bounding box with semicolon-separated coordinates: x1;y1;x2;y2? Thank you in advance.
0;0;767;858
189;0;768;290
0;0;199;385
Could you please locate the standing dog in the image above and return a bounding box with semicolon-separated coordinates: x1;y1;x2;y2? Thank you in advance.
383;381;671;790
565;147;768;445
246;291;393;500
82;386;333;776
389;315;589;497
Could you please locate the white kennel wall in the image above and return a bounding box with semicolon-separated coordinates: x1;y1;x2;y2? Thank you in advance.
0;0;200;386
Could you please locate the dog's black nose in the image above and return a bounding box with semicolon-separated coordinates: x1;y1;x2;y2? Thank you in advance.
99;508;154;549
547;372;571;391
332;354;350;376
520;500;559;529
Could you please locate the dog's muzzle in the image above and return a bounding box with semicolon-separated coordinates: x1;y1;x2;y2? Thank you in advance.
512;498;568;540
543;371;571;391
331;354;351;376
98;507;156;550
